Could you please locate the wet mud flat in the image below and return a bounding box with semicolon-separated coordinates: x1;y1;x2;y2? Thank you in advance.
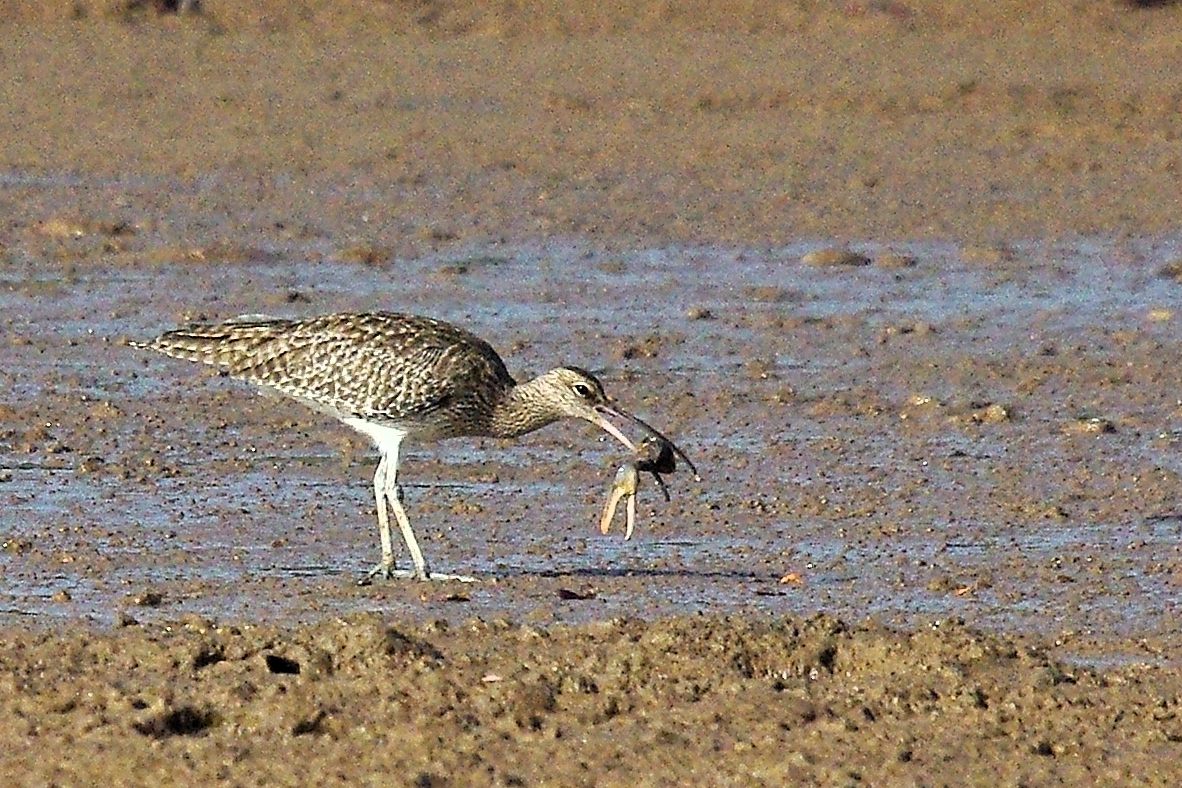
4;237;1182;652
3;232;1182;780
4;2;1182;780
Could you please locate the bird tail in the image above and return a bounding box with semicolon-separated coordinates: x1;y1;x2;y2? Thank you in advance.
130;315;292;374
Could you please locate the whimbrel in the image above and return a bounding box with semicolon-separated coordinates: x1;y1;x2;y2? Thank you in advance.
133;312;695;582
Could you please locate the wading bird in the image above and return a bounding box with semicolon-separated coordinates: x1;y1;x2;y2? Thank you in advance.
134;312;694;582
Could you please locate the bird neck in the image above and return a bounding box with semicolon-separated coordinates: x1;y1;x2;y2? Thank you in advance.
489;376;562;438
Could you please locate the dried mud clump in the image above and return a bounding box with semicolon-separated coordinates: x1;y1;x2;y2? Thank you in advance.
801;247;871;267
336;245;393;266
1;614;1180;783
1158;259;1182;282
118;1;201;18
133;705;217;738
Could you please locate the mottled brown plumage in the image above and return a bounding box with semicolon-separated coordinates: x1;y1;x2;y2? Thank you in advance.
136;313;519;438
134;311;693;582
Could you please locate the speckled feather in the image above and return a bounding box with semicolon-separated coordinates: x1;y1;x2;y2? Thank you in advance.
137;312;518;438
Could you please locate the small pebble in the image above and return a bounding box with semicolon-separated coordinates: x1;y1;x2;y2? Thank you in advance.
926;575;956;593
878;322;936;343
3;539;31;554
974;403;1011;424
78;456;105;473
957;403;1010;425
1062;417;1116;435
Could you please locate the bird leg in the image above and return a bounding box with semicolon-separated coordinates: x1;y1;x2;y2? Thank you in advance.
360;452;427;582
385;472;431;580
360;453;400;584
389;482;478;582
360;449;478;584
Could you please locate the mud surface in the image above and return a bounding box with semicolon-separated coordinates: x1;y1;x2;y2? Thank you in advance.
4;1;1182;783
6;614;1182;786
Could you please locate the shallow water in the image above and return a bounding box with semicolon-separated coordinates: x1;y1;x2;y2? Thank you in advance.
2;236;1182;665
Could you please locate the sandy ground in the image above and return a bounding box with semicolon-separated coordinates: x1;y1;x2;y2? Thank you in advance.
4;0;1182;784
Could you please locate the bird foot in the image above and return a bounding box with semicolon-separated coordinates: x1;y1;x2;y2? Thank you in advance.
424;572;480;583
357;564;417;585
358;563;478;585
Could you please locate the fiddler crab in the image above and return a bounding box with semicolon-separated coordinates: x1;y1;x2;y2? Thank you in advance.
598;415;698;540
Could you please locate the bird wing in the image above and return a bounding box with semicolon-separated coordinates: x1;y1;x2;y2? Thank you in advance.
364;341;507;422
141;312;515;425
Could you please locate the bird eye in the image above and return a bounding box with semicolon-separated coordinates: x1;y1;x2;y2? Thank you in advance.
572;383;595;399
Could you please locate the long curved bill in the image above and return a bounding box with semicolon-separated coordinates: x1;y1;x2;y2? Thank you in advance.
592;412;638;452
596;404;700;481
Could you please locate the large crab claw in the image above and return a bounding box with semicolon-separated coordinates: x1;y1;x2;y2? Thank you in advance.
599;463;640;540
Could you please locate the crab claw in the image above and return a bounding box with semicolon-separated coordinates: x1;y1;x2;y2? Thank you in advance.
600;463;639;535
624;489;637;541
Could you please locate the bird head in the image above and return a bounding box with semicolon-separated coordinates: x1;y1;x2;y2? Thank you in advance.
533;366;637;451
535;367;698;479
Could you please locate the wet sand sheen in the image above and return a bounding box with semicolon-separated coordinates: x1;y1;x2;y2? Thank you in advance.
3;241;1181;660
